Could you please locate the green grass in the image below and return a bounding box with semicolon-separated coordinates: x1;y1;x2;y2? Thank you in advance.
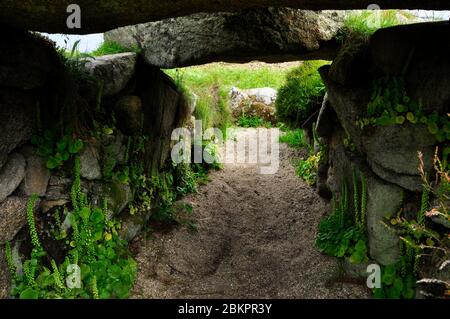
164;63;297;131
341;10;418;39
236;115;272;128
275;61;329;128
91;41;134;56
279;129;307;149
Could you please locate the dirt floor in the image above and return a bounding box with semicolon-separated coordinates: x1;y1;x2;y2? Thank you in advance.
130;129;371;299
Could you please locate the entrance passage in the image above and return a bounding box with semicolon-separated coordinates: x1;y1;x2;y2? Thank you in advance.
130;129;370;298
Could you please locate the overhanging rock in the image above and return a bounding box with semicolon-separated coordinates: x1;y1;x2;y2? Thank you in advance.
105;9;344;68
1;0;449;34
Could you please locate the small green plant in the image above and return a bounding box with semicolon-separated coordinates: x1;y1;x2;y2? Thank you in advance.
279;129;307;149
357;77;450;142
378;149;450;299
6;157;137;299
373;258;416;299
31;128;84;170
173;163;199;196
316;173;369;264
57;39;94;82
5;242;19;283
276;61;328;127
236;115;272;128
295;152;321;186
27;194;42;250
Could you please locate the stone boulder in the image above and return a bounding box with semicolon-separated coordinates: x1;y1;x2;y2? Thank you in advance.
85;53;137;97
0;28;63;90
320;22;450;191
369;21;450;115
0;246;9;298
0;90;35;170
135;64;190;174
230;87;277;123
105;9;344;68
79;143;102;181
0;197;29;244
19;147;51;197
1;1;447;34
114;96;143;135
44;176;72;203
0;153;26;203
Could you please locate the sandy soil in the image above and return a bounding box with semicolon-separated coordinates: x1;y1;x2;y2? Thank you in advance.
130;129;370;299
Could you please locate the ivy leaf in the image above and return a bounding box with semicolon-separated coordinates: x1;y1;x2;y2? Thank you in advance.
406;112;417;123
395;116;405;125
427;122;439;135
56;136;69;152
38;145;53;157
373;288;385;299
69;139;84;154
91;209;105;224
395;104;406;113
79;207;91;221
382;264;397;285
20;288;39;299
46;157;60;170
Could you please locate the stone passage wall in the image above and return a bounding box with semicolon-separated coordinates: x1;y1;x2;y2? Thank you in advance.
315;22;450;266
0;27;190;297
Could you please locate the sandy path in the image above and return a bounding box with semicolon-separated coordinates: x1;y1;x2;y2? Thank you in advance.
130;129;370;298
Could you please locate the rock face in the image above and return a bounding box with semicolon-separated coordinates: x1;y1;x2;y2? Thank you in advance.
19;148;51;197
320;22;450;192
85;53;137;97
230;87;277;123
0;90;35;170
105;9;344;68
0;22;193;288
0;28;62;90
0;28;65;170
115;96;143;135
0;197;29;244
80;144;102;180
0;246;10;298
135;63;190;174
0;153;26;203
1;1;448;34
316;22;450;266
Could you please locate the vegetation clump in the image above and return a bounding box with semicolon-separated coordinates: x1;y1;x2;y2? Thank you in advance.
337;10;417;42
91;41;134;56
316;171;369;264
377;149;449;298
275;61;328;128
5;157;137;299
279;129;307;149
357;77;450;143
